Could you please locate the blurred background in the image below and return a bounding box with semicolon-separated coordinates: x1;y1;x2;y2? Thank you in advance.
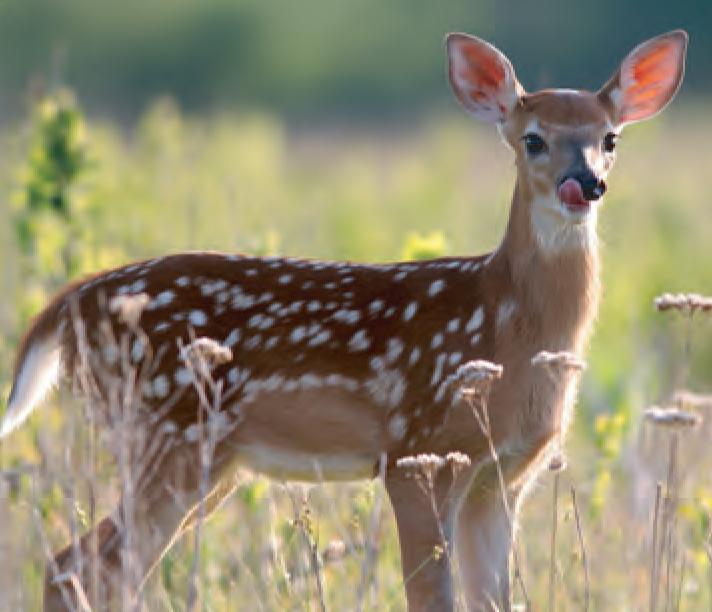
0;1;711;609
0;0;710;122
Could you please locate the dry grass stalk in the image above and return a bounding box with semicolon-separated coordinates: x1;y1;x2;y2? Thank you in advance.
287;487;328;612
548;472;559;612
654;293;712;314
356;454;386;612
108;292;150;328
457;360;531;609
651;481;663;612
570;487;589;612
531;350;586;373
180;337;233;371
643;406;701;429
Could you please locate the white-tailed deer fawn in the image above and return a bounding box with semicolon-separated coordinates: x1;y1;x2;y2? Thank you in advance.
2;30;687;611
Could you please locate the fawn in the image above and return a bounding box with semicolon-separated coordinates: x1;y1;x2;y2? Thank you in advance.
1;30;687;611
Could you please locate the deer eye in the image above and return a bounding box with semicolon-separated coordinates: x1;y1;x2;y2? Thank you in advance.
522;133;547;156
603;132;618;153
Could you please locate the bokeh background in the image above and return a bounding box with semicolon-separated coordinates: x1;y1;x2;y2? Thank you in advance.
0;1;711;609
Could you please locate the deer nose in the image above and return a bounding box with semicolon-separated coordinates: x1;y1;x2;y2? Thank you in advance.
560;172;607;202
570;172;607;201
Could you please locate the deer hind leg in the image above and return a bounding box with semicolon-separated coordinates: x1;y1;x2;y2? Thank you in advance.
386;465;470;612
43;442;238;612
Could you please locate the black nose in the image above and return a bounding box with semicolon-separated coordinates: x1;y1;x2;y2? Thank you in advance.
573;173;607;201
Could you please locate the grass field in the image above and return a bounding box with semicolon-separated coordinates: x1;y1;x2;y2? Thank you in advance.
1;95;711;610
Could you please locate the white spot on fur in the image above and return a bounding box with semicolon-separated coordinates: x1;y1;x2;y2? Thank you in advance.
369;300;385;314
175;368;192;386
449;352;463;366
388;413;408;440
428;280;445;297
150;290;175;309
403;302;418;322
365;369;407;408
244;335;262;350
386;338;404;364
496;299;517;330
408;346;421;366
189;310;208;327
308;329;332;347
153;375;170;398
332;309;361;325
278;274;293;285
265;336;279;350
430;353;447;386
465;306;484;333
290;326;307;344
176;276;191;287
447;318;460;333
224;329;242;347
131;338;145;363
348;329;371;352
430;333;444;350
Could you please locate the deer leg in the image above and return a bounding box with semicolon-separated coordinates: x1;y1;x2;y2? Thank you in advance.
385;466;465;612
43;444;237;612
455;465;522;612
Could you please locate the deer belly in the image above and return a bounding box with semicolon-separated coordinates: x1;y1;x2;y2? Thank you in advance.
230;387;386;481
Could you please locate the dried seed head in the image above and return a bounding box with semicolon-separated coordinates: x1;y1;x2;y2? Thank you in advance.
109;293;150;327
654;293;712;314
531;350;586;373
445;451;472;474
643;406;702;430
456;360;504;382
547;453;567;472
453;360;503;399
322;539;347;563
672;389;712;410
181;337;233;371
396;453;447;482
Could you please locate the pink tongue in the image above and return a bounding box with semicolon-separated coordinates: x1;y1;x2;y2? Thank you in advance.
558;178;588;207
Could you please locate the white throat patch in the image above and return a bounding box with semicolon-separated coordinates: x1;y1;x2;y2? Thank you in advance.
530;193;599;254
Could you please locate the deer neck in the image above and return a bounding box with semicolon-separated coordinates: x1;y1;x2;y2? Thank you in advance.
494;180;601;353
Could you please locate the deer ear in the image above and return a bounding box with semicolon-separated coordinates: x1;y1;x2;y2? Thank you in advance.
447;33;523;124
599;30;688;126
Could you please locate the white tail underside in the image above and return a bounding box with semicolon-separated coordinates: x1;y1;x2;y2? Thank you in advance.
0;335;62;438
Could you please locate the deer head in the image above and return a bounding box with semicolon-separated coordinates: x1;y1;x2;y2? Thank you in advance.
447;30;688;253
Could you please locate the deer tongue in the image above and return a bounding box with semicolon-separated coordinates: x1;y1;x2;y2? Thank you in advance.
557;178;588;209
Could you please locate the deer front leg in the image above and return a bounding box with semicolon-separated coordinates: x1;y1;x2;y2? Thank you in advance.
386;466;464;612
456;465;522;612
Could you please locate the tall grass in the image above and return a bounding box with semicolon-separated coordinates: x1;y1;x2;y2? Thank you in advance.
1;95;712;609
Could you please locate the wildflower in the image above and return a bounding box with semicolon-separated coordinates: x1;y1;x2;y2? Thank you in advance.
654;293;712;314
531;350;586;372
322;539;347;563
455;360;504;384
547;453;567;472
396;453;446;482
445;451;471;471
643;406;701;429
109;293;149;327
181;337;233;371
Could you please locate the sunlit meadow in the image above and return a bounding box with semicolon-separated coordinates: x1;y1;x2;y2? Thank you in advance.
1;93;711;610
